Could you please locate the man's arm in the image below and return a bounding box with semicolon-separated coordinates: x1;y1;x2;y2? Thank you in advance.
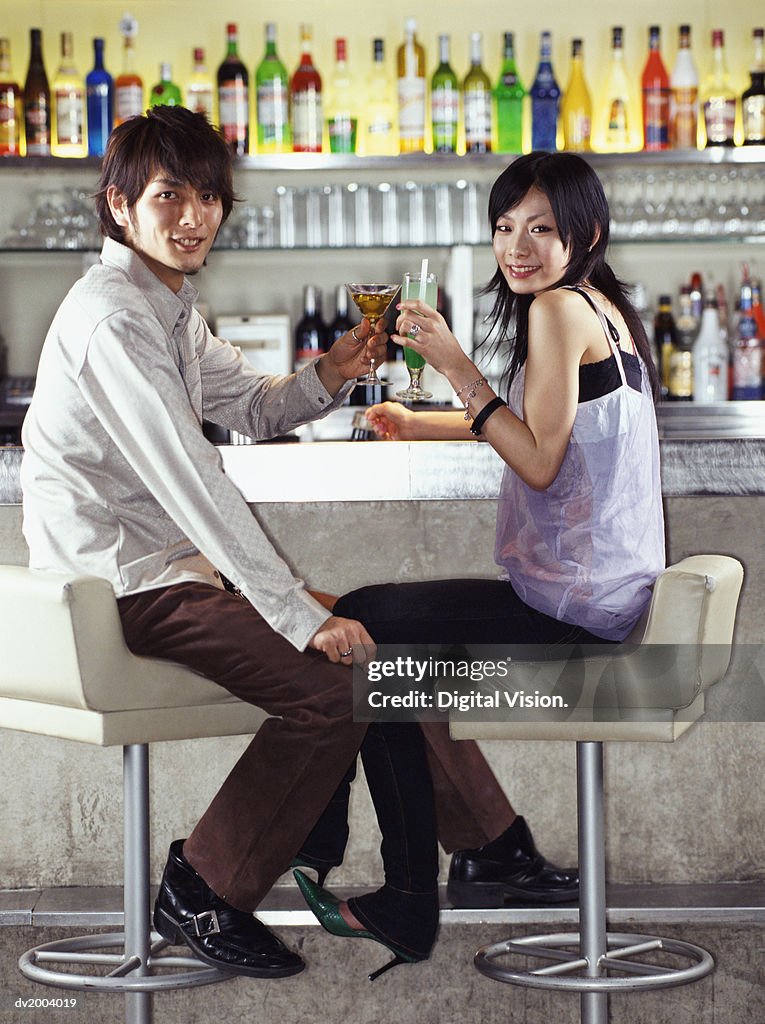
79;310;334;651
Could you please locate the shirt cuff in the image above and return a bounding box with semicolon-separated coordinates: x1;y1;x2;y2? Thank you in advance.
297;359;354;413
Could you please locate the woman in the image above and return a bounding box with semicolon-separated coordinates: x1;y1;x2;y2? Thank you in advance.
295;151;665;978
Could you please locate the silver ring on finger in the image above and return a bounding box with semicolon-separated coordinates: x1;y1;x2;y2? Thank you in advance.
408;322;421;338
340;647;353;658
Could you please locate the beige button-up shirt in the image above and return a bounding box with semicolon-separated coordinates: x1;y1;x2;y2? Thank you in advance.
21;238;351;651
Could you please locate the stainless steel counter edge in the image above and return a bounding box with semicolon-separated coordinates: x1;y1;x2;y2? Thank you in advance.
2;437;765;505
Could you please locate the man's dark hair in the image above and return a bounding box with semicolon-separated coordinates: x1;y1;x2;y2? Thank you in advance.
94;106;237;241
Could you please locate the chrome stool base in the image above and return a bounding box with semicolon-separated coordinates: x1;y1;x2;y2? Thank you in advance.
19;931;232;992
476;929;714;992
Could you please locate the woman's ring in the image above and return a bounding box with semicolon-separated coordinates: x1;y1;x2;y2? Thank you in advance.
340;647;353;658
408;322;421;338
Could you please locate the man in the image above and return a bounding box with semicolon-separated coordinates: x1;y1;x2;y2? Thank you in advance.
22;106;577;981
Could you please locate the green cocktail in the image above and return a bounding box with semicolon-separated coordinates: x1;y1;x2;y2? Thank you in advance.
397;270;437;402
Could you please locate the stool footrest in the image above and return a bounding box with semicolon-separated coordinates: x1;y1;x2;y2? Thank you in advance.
475;930;714;993
18;931;235;993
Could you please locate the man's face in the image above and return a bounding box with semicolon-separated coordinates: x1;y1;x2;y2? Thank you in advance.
109;172;223;292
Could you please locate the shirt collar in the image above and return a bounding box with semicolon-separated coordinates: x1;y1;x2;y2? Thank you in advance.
100;237;199;336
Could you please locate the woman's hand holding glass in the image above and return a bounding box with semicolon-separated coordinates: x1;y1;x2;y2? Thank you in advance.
392;298;472;384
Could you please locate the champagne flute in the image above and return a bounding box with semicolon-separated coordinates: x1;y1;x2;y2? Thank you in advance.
396;269;437;402
346;282;399;385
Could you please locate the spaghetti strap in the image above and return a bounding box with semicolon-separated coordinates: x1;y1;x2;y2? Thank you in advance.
563;286;628;387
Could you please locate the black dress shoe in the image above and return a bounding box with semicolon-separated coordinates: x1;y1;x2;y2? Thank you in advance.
154;840;305;978
446;816;579;908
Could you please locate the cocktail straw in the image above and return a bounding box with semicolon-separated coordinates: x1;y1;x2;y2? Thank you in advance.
419;257;428;301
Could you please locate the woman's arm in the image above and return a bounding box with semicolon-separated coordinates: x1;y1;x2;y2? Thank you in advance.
365;402;471;440
393;290;588;489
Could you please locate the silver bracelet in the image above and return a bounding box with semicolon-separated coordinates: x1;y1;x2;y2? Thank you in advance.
456;376;487;420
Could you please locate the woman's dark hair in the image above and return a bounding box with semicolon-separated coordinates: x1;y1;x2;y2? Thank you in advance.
94;105;237;241
482;151;660;400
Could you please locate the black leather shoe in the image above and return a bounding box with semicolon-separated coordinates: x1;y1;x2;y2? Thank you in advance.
154;840;305;978
446;816;579;907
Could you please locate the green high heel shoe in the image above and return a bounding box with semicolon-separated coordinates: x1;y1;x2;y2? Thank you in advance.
293;869;420;981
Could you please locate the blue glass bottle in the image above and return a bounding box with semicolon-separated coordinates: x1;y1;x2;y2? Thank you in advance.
530;31;560;151
86;38;114;156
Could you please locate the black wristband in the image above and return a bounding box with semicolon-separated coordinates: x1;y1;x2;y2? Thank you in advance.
469;396;506;437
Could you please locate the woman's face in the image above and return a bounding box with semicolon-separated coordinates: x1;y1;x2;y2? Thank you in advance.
492;187;571;296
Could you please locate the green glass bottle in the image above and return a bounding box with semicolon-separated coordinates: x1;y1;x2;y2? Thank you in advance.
430;34;458;153
255;22;290;153
494;31;525;153
150;62;182;107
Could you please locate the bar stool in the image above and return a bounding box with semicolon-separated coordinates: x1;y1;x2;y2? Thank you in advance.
0;566;269;1024
445;555;744;1024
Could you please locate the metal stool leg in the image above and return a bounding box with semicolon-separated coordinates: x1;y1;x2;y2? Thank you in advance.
124;744;152;1024
578;741;608;1024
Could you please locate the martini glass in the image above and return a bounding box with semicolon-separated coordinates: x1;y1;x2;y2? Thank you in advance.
346;282;399;385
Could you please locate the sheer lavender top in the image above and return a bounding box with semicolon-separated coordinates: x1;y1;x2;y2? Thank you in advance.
494;289;665;642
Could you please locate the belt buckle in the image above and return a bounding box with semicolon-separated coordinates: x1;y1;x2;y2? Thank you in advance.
192;910;221;937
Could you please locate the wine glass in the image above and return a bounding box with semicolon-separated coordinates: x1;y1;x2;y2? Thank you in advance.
395;270;437;402
346;282;399;385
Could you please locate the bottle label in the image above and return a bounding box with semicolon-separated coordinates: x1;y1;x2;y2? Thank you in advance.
24;99;50;154
743;94;765;143
397;78;426;140
732;339;762;399
292;90;322;150
218;81;248;142
257;81;289;144
54;88;84;145
327;114;357;153
669;87;698;148
643;89;670;148
564;112;591;149
115;84;143;121
187;85;214;119
464;91;492;148
607;98;629;137
0;87;21;153
668;349;693;398
431;85;458;149
704;97;736;144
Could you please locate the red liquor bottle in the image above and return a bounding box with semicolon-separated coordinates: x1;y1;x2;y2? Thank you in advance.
642;25;670;151
291;24;323;153
217;22;249;154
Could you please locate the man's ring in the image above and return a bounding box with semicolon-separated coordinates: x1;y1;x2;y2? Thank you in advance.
409;322;421;338
340;647;353;658
351;327;362;343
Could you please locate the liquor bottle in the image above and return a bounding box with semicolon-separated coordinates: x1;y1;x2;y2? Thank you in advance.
364;38;397;156
653;294;677;399
0;39;23;156
326;38;357;153
731;272;762;400
689;271;704;324
294;286;327;371
641;25;670;151
24;28;51;157
114;14;143;127
669;24;698;150
217;23;249;154
329;285;354;343
668;285;695;400
255;23;290;153
752;277;765;340
150;64;182;107
530;31;560;152
601;27;632;152
86;38;113;157
560;38;592;152
693;292;729;402
397;18;426;153
51;32;85;158
186;48;214;120
701;30;736;147
463;32;492;154
494;32;525;154
742;27;765;146
291;24;322;153
430;34;458;154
